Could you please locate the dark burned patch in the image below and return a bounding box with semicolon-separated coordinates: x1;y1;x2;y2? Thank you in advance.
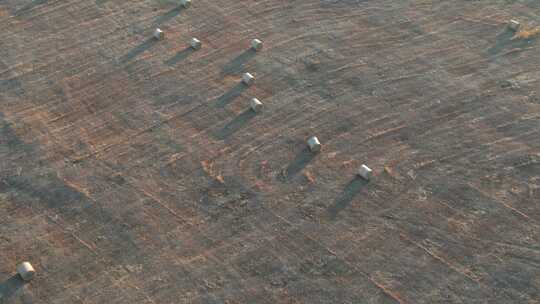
0;59;25;98
0;113;42;180
506;154;540;178
0;77;25;97
427;183;495;215
0;113;26;153
297;48;349;101
318;0;373;10
186;259;248;299
281;228;354;279
94;0;110;6
479;107;540;148
9;0;48;17
258;43;351;101
0;113;140;267
106;173;127;186
233;247;297;284
0;169;139;263
199;176;259;221
181;103;233;135
393;91;490;148
485;260;540;302
426;182;538;246
0;174;91;214
495;118;539;143
133;127;185;165
298;253;351;278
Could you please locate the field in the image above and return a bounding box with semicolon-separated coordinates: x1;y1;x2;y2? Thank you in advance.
0;0;539;303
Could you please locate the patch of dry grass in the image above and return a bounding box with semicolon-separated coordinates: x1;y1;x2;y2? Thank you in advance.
512;26;540;40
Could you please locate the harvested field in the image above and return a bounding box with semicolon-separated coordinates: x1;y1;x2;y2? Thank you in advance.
1;0;539;303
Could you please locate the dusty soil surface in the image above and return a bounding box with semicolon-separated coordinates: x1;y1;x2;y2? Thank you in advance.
0;0;539;303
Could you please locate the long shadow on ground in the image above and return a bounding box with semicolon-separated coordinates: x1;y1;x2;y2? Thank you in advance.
280;148;316;181
488;30;538;57
119;38;158;63
164;47;195;66
327;178;369;219
13;0;48;16
215;83;248;108
153;7;185;26
0;275;25;301
222;49;257;75
214;109;257;140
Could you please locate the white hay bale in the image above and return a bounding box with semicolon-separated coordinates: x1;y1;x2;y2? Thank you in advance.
508;20;520;32
307;136;321;152
251;39;263;51
153;28;164;40
180;0;191;8
358;164;372;180
17;262;35;282
242;73;255;86
250;98;263;113
190;38;202;50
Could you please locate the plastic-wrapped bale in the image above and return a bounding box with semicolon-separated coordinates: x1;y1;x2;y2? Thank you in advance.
250;98;263;113
153;28;164;40
190;38;202;50
358;164;372;180
307;136;321;152
242;73;255;86
17;262;36;282
508;20;520;32
180;0;191;8
251;39;263;51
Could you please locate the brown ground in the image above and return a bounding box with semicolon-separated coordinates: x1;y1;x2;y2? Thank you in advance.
1;0;539;303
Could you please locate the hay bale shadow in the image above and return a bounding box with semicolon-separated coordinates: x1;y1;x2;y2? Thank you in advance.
222;49;257;75
488;29;538;57
153;6;184;26
280;148;316;181
214;109;257;140
13;0;48;16
327;178;369;219
215;83;248;108
164;47;195;66
0;274;26;301
119;38;158;63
